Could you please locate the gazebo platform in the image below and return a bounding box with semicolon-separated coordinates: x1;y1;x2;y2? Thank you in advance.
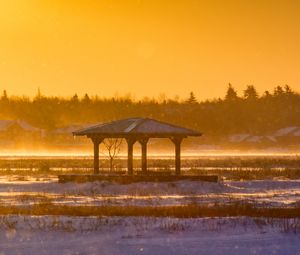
58;174;218;184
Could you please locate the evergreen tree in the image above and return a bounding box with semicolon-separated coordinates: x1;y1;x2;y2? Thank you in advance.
186;92;197;104
263;90;271;97
225;83;238;101
1;90;8;101
284;84;293;94
82;93;90;103
274;86;284;96
0;84;299;138
71;93;79;102
35;87;42;100
243;85;258;100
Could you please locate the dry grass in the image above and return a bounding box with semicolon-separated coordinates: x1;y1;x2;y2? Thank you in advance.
0;202;299;218
188;168;300;180
0;157;300;180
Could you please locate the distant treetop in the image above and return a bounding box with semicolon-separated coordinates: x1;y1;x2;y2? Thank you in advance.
186;92;197;104
225;83;238;101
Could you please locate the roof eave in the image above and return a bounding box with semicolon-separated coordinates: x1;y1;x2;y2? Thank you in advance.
72;132;86;136
72;132;202;138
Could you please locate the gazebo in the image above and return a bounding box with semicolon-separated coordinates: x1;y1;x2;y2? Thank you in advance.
73;118;202;175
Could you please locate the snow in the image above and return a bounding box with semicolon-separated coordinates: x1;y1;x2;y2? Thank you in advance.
0;120;41;132
266;135;277;142
228;134;250;143
0;175;299;254
0;177;299;207
292;129;300;137
0;216;299;255
273;126;300;137
229;126;300;143
244;135;263;143
229;134;277;143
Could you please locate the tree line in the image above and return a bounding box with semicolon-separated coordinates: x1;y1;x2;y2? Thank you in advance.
0;84;299;137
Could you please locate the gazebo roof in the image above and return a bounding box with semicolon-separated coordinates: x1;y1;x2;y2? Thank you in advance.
73;118;202;138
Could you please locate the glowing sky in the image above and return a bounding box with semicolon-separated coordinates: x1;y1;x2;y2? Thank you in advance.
0;0;300;100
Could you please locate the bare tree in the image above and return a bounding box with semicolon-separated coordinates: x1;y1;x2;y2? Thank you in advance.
102;138;123;171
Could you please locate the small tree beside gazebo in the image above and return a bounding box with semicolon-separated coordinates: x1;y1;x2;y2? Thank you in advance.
102;138;123;171
73;118;202;175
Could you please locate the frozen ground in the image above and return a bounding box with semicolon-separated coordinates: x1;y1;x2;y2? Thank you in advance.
0;216;299;255
0;175;299;254
0;176;299;207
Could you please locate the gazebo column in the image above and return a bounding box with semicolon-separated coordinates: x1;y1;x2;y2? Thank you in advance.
171;137;183;175
126;138;136;175
139;138;149;174
92;137;103;174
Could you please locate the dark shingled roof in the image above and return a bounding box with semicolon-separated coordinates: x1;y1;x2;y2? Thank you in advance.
73;118;202;138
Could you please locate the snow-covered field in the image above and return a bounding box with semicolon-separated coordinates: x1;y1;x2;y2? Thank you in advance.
0;216;299;255
0;176;299;207
0;174;299;254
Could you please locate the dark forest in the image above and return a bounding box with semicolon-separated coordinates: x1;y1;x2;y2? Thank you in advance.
0;84;299;137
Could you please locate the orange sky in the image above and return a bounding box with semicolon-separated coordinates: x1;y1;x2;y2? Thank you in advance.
0;0;300;100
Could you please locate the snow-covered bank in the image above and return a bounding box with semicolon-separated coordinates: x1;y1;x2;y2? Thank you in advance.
0;216;299;255
0;177;299;207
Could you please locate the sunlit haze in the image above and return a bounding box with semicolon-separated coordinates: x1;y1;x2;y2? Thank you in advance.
1;0;300;99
